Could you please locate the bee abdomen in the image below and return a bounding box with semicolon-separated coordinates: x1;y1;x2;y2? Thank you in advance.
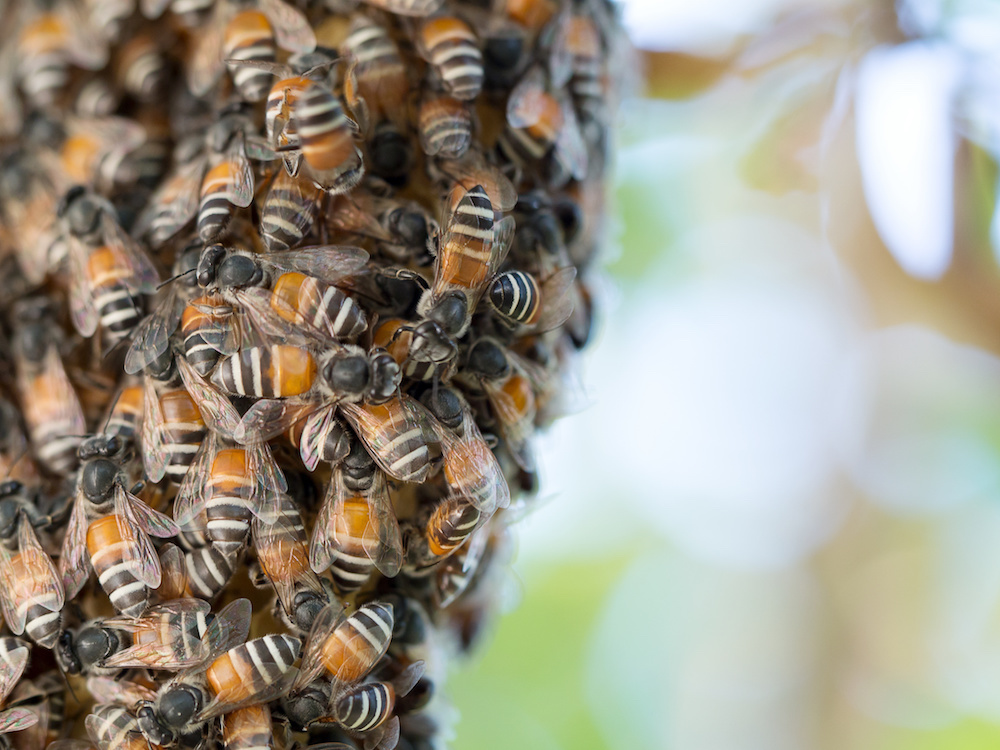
224;11;276;103
336;681;394;732
419;17;484;101
488;270;539;325
87;516;149;618
426;496;481;558
185;543;241;600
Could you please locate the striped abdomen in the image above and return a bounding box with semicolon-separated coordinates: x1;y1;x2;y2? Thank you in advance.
206;635;300;705
265;76;307;149
116;32;167;101
105;384;144;442
86;515;149;617
295;82;363;191
180;296;231;376
130;608;208;665
260;171;321;251
184;543;240;600
343;15;408;125
5;551;62;648
87;704;148;750
211;345;317;399
223;11;275;103
255;495;311;582
223;704;274;750
425;496;480;558
326;495;380;592
499;88;563;163
17;14;71;107
88;247;143;344
319;601;394;682
205;449;254;544
160;390;206;482
488;271;540;325
270;272;366;340
197;162;241;241
418;95;471;158
23;372;82;475
336;681;394;733
419;16;483;101
341;398;436;483
439;186;495;289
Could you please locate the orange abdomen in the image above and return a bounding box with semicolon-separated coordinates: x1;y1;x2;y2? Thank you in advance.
269;345;317;397
160;389;203;426
258;535;311;581
319;627;374;682
86;515;125;555
439;237;491;288
206;651;253;705
224;10;272;48
302;128;356;172
201;163;237;197
210;449;250;494
86;247;130;286
61;135;99;184
505;0;556;29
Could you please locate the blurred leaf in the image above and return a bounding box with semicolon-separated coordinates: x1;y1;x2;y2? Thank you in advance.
451;556;632;750
879;719;1000;750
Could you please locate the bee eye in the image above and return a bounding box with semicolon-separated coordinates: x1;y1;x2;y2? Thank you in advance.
197;244;227;287
161;686;200;728
430;294;467;336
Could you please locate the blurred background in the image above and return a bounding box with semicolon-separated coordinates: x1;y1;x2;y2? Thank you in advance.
450;0;1000;748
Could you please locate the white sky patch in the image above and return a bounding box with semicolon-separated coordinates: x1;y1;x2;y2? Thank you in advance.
855;42;962;280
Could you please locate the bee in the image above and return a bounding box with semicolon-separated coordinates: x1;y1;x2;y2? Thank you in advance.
58;115;147;196
416;16;484;102
60;434;180;617
172;429;286;551
434;522;491;609
464;337;545;472
252;493;332;632
289;601;393;714
333;661;425;743
260;169;326;252
12;298;86;476
188;0;316;99
552;11;606;128
102;383;145;444
326;189;437;264
85;703;150;750
418;94;472;159
7;671;66;749
112;30;169;103
55;186;160;347
0;509;64;649
431;149;518;214
179;294;238;377
499;65;587;186
136;634;302;747
141;380;208;486
133;109;273;247
486;267;577;332
309;435;403;592
184;543;243;602
337;395;440;484
342;14;409;134
15;1;107;110
56;598;250;675
360;0;442;17
0;638;38;739
0;150;67;285
414;184;515;346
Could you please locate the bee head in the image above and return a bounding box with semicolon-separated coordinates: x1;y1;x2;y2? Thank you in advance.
385;206;430;249
136;702;175;747
426;292;468;338
158;684;202;729
57;186;102;238
421;386;463;430
408;319;457;365
56;631;82;675
282;682;331;730
466;339;509;380
196;244;227;288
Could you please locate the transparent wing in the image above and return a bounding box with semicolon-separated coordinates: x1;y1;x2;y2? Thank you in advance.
506;67;549;129
436;402;509;514
226;137;255;209
437;152;517;213
0;540;25;635
553;99;588;182
261;170;322;251
0;707;38;733
262;245;369;283
141;375;168;483
120;485;179;538
66;241;99;337
309;474;340;574
486;216;515;282
261;0;316;52
238;397;317;445
59;497;91;600
157;543;188;601
245;441;288;522
252;504;323;612
364;471;402;578
134;157;207;246
85;675;157;704
124;291;183;375
292;602;345;691
113;487;165;589
177;355;242;439
187;16;226;96
532;266;577;332
172;431;217;532
339;397;437;483
362;0;442;16
100;210;161;294
299;404;339;472
0;642;28;704
8;516;64;631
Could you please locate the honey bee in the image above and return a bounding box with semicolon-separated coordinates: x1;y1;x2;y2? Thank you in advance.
133;109;273;247
551;10;606;129
184;543;243;602
418;94;472;160
55;186;160;347
7;670;66;749
289;600;393;712
136;634;302;747
0;510;64;649
60;434;180;617
141;377;208;486
58;115;147;197
416;16;484;102
333;661;424;744
179;294;238;377
499;65;587;186
188;0;316;99
252;493;332;632
85;703;149;750
0;150;67;285
326;188;437;264
12;298;86;476
464;337;546;472
413;184;515;344
0;638;38;739
260;169;325;252
486;267;577;332
341;14;409;134
15;0;108;110
309;435;402;592
102;383;144;444
431;149;518;214
57;598;250;675
112;30;169;103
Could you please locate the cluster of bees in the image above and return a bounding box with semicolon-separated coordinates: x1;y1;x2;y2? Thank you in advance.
0;0;620;747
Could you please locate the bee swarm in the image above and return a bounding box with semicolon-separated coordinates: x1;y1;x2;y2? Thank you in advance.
0;0;621;748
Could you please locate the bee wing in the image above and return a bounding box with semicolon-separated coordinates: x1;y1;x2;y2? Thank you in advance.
245;441;288;523
202;597;252;658
484;380;535;473
172;431;217;532
252;507;323;612
365;471;403;578
262;245;369;284
239;397;316;445
366;715;399;750
438;404;509;514
547;12;574;88
234;287;326;352
66;242;99;338
59;497;91;600
113;488;165;589
363;0;442;16
553;100;588;181
393;660;426;697
0;707;38;733
292;601;346;692
261;171;321;251
100;211;161;294
339;397;438;483
187;17;226;96
133;157;207;246
506;67;549;129
85;675;158;704
177;355;242;439
327;194;393;242
260;0;316;53
141;375;168;484
485;215;515;283
532;266;577;332
0;541;24;636
60;4;110;70
157;543;188;601
120;485;179;538
124;291;183;375
299;404;339;472
309;473;340;574
7;516;65;630
244;133;277;162
227;136;256;209
0;642;28;705
102;597;210;631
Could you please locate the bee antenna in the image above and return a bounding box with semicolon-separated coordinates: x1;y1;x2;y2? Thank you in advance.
57;666;80;703
158;267;194;291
